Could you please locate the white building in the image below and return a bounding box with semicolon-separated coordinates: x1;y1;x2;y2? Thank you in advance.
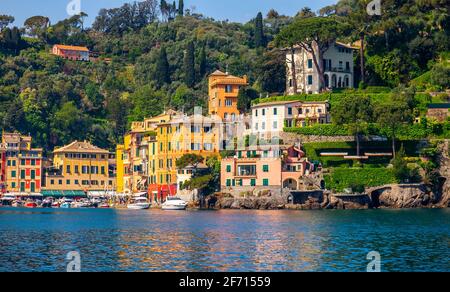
286;42;357;94
251;101;301;139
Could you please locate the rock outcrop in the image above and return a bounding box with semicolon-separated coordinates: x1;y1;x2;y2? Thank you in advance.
368;184;436;208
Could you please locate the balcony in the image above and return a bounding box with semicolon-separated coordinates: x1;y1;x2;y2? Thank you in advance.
324;67;352;74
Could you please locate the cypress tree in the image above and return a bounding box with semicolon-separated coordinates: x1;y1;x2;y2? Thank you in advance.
184;41;195;87
199;44;207;77
254;12;265;48
156;47;170;85
178;0;184;16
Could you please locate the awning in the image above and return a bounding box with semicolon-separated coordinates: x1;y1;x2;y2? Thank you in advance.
41;190;87;198
4;192;42;197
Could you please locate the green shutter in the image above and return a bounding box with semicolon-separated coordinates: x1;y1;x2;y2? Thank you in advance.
263;179;269;186
251;179;256;186
226;165;231;172
263;165;269;172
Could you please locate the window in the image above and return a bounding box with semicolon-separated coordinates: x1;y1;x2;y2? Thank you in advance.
273;121;278;129
225;99;233;107
20;182;25;192
168;142;172;151
66;165;71;174
250;179;256;186
31;159;36;166
225;85;233;93
226;165;232;173
287;107;292;115
11;182;16;188
58;180;63;185
101;166;105;175
262;122;266;130
237;165;256;176
204;143;213;151
289;79;293;87
12;170;17;178
191;125;201;133
273;108;277;115
226;179;231;187
66;180;71;185
31;170;35;179
263;179;269;186
75;165;79;174
20;159;25;166
255;123;258;131
263;165;269;172
191;143;201;151
346;61;350;71
262;109;266;116
307;59;313;69
255;110;258;117
308;75;313;85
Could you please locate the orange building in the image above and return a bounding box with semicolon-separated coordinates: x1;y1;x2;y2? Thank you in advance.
52;44;90;61
208;70;248;121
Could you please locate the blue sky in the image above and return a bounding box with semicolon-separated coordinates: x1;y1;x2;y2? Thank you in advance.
0;0;337;27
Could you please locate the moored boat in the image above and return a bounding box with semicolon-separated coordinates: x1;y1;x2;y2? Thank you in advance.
127;197;151;210
162;196;187;210
60;198;74;209
24;200;37;208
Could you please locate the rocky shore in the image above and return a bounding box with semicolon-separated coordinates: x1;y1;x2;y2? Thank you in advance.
205;182;449;211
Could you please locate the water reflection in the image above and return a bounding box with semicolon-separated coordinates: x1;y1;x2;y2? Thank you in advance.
0;208;448;272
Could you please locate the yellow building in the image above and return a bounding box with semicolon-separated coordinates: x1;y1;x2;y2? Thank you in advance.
43;141;113;196
149;114;221;201
116;144;125;193
2;132;43;194
116;110;180;194
208;70;248;121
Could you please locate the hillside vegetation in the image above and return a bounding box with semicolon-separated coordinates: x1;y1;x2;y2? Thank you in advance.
0;0;448;153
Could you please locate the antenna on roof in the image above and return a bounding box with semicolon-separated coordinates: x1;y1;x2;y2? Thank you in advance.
225;64;229;75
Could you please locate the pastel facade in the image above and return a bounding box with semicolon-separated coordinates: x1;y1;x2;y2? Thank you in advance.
286;42;356;94
251;101;331;138
295;102;331;127
117;110;180;194
52;45;90;61
221;145;313;192
251;101;301;139
208;70;248;121
44;141;113;193
2;133;43;194
0;143;6;193
149;114;221;201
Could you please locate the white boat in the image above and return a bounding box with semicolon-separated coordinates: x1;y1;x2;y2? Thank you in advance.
162;197;187;210
127;197;151;210
60;198;74;209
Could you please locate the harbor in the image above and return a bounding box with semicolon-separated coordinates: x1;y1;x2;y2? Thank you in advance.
0;207;448;272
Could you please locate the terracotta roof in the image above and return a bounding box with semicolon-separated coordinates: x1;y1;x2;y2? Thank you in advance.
209;70;228;76
53;141;109;154
54;44;89;52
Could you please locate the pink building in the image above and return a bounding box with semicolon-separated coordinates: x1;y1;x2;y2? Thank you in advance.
221;145;314;192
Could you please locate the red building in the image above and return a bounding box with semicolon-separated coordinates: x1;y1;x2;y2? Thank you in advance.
52;44;90;61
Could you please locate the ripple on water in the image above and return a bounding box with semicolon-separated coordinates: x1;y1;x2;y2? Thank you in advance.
0;208;448;272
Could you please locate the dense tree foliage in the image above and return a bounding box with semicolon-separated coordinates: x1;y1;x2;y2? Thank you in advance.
0;0;448;155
